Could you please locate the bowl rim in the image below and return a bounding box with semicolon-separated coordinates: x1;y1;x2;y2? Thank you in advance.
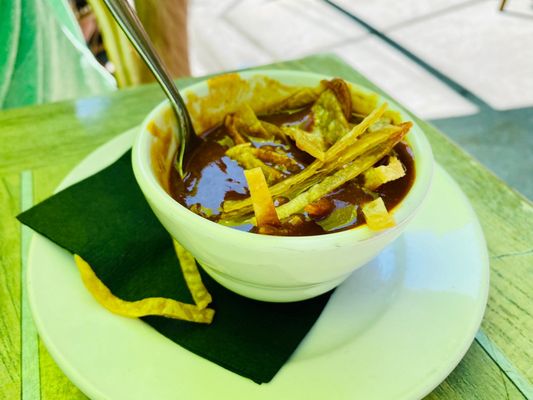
132;69;434;248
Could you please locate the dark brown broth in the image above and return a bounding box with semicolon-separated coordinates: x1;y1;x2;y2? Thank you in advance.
168;111;415;236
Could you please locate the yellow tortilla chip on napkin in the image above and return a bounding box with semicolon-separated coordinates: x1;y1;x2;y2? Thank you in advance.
74;241;215;324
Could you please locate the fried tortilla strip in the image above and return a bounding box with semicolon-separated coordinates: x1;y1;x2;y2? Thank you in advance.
225;104;269;144
348;83;379;116
228;143;299;174
369;117;394;132
236;115;396;208
311;89;350;146
348;83;403;125
364;156;406;190
244;167;280;227
269;86;325;112
322;78;352;120
282;126;326;161
351;112;367;123
280;88;351;159
173;241;212;310
74;255;215;323
261;120;289;142
224;113;248;144
235;104;271;139
361;197;395;230
226;103;288;143
384;109;402;125
325;102;388;163
226;143;284;184
317;203;358;231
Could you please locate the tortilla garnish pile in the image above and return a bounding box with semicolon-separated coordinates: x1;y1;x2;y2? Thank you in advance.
189;78;415;234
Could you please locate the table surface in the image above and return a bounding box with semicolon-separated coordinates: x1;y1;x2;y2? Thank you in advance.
1;54;531;400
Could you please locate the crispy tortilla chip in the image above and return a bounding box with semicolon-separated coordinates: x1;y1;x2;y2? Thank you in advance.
224;113;248;144
364;156;406;190
226;144;284;184
347;82;403;124
347;83;379;116
269;86;324;112
226;104;289;144
236;104;271;139
325;102;388;162
311;89;350;146
173;241;212;310
74;255;215;323
383;109;402;125
261;120;289;142
322;78;352;120
244;168;280;227
279;87;352;159
225;103;272;144
317;204;358;231
361;197;395;230
369;117;393;132
282;126;326;161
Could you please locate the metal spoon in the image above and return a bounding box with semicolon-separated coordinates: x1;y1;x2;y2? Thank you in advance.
102;0;194;177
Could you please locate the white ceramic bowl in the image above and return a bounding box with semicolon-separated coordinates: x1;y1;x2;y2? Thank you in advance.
132;70;434;302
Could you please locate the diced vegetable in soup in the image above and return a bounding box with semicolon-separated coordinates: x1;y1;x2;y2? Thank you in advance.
167;78;415;236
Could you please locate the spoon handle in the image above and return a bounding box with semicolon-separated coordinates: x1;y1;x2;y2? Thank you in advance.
102;0;193;176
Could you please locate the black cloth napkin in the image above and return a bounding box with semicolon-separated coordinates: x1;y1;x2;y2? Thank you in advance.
18;150;332;384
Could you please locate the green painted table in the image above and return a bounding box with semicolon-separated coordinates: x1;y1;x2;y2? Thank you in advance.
1;55;532;399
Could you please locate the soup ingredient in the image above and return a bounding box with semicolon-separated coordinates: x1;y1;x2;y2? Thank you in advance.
173;240;212;310
227;144;284;184
73;243;215;323
317;204;358;231
364;156;405;190
244;167;281;227
361;198;395;230
283;126;326;161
